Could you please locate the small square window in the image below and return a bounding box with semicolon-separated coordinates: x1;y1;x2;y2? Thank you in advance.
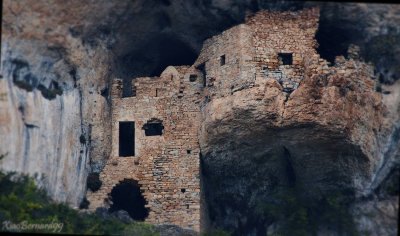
278;53;293;65
189;74;197;82
220;55;226;66
187;150;191;154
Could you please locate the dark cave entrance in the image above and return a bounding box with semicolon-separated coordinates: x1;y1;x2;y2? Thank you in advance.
315;7;363;64
201;136;362;236
109;179;149;221
115;34;198;80
316;23;350;63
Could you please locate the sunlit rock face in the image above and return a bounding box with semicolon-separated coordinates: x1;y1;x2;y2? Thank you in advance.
1;1;114;205
0;1;399;235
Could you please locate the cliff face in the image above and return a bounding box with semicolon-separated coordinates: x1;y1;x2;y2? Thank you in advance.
199;55;394;235
0;0;399;235
1;0;115;205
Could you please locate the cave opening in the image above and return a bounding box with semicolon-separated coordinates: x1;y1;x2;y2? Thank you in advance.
114;34;198;80
315;25;349;63
315;10;362;64
201;138;361;235
152;35;198;76
109;179;149;221
119;121;135;157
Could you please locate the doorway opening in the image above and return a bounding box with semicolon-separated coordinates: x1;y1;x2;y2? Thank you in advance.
109;179;149;221
119;121;135;156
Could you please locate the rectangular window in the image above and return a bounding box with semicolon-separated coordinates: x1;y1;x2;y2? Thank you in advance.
143;119;164;136
278;53;293;65
220;55;226;66
122;80;136;97
119;121;135;156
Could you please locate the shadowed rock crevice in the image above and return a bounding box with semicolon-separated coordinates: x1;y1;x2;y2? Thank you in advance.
201;125;369;235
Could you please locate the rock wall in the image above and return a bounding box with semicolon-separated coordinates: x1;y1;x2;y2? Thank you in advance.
0;1;113;205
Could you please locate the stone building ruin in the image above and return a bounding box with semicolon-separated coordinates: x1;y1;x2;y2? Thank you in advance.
86;7;376;232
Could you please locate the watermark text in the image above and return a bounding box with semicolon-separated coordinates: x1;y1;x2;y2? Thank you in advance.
2;220;63;233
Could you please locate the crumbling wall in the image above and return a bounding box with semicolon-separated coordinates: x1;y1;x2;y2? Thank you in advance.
87;66;202;231
194;7;320;99
194;24;256;98
247;8;320;92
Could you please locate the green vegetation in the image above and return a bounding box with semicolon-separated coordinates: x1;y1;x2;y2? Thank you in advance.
255;188;358;236
0;170;157;235
202;228;231;236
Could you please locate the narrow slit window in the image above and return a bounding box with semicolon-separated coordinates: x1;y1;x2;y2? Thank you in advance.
143;119;164;136
119;121;135;157
132;85;136;97
195;63;206;87
278;53;293;65
220;55;226;66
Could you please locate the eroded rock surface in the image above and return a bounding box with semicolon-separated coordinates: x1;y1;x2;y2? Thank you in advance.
0;1;399;235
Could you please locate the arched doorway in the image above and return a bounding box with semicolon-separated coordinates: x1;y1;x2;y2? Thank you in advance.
108;179;149;221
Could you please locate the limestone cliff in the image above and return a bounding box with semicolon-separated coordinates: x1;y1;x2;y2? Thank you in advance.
0;1;399;235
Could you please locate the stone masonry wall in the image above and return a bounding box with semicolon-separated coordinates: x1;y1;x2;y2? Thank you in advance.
194;24;256;99
87;66;203;231
247;8;319;92
194;7;320;97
